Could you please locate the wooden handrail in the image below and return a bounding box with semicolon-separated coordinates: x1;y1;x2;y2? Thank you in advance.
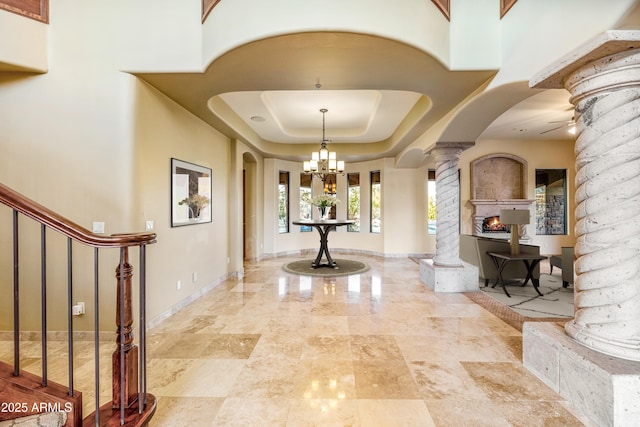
1;180;157;426
0;182;156;247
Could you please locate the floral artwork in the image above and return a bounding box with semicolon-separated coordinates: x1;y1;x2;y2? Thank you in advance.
178;194;210;219
171;158;212;226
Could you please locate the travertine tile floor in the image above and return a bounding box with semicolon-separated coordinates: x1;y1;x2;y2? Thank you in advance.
2;254;593;426
147;254;589;426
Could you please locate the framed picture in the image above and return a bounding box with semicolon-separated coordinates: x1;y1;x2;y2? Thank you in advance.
202;0;221;23
0;0;48;23
500;0;517;18
171;158;212;227
431;0;450;20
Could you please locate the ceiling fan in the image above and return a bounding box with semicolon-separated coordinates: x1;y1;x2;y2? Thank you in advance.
540;116;576;135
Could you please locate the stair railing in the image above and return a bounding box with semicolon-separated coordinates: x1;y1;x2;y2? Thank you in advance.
0;182;157;427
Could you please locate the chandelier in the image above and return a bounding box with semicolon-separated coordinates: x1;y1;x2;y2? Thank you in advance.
303;108;345;187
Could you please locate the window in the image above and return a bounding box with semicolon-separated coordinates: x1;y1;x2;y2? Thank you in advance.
324;173;337;219
299;173;312;232
278;171;289;233
427;169;436;234
347;173;360;232
370;171;381;233
535;169;567;235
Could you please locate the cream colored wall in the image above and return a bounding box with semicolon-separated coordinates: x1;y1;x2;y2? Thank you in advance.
133;80;231;323
266;158;437;257
383;164;433;255
491;0;637;89
261;158;392;257
115;0;202;72
0;1;141;331
458;138;576;255
233;140;264;263
0;1;233;331
0;10;47;72
202;0;453;70
449;0;500;70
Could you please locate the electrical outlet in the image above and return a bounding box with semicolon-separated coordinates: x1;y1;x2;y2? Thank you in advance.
72;302;85;316
192;272;198;283
176;280;181;290
145;220;154;231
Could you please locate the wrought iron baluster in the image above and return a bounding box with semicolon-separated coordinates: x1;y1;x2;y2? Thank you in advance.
12;210;19;376
41;225;48;386
93;247;100;427
67;237;74;396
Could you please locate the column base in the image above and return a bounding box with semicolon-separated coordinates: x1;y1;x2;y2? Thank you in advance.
419;259;479;292
523;322;640;427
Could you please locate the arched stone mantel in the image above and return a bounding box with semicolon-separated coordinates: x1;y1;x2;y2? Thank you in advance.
469;153;533;239
470;153;528;200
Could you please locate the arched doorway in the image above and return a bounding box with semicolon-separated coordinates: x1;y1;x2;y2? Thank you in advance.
243;152;258;260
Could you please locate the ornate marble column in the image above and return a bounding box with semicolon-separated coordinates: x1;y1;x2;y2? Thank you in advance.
431;144;468;267
534;31;640;362
524;31;640;427
419;142;478;293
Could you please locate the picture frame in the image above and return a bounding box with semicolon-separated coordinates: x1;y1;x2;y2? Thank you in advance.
0;0;48;23
201;0;221;23
500;0;517;18
431;0;450;21
171;158;212;227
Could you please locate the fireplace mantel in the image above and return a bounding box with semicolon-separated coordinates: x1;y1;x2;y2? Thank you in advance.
470;199;535;209
469;199;535;238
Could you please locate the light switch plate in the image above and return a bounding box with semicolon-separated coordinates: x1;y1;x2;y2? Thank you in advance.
146;220;154;231
92;222;105;234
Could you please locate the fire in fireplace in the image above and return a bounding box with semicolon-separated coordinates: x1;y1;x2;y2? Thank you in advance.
483;216;509;233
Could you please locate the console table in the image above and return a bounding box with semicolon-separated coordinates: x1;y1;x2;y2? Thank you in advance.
487;252;547;297
293;220;355;269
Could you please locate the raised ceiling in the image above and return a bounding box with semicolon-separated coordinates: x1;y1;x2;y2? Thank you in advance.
136;31;574;164
219;89;422;144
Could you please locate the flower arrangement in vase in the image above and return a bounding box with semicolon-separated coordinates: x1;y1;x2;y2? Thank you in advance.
302;194;340;220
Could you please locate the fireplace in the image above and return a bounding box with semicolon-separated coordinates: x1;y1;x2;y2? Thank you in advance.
483;216;509;233
470;199;534;238
469;154;534;239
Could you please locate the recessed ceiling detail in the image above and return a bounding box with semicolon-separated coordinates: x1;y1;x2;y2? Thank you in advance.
217;89;422;144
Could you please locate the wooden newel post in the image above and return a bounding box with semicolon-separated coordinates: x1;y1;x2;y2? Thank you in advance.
112;247;138;409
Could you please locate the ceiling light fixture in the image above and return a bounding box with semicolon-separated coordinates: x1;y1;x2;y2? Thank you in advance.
303;108;345;187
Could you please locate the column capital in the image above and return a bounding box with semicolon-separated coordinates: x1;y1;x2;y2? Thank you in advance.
426;142;474;161
531;30;640;89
